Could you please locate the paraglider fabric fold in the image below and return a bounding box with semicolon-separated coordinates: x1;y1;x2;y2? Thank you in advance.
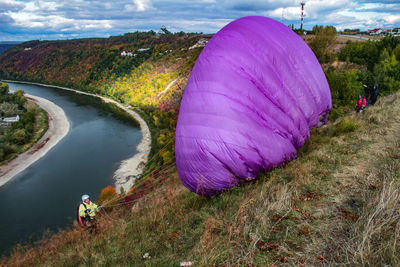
175;16;332;196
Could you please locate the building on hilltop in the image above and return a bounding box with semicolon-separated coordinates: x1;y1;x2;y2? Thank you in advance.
158;25;171;35
136;48;150;52
188;39;209;50
121;48;150;57
368;28;383;35
120;51;134;57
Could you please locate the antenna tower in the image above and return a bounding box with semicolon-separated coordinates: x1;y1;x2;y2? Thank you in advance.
300;2;306;31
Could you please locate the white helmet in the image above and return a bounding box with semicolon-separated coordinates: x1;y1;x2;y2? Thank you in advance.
82;194;90;202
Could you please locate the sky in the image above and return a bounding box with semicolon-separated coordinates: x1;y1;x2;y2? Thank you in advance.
0;0;400;41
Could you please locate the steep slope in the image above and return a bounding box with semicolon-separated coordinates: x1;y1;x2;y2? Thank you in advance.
2;90;399;266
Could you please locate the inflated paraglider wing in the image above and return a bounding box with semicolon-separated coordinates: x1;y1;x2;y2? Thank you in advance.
175;16;332;196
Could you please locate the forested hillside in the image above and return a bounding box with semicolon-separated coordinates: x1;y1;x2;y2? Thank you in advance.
0;32;204;92
0;31;209;181
0;43;20;55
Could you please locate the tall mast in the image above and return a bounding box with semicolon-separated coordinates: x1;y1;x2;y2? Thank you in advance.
300;2;306;31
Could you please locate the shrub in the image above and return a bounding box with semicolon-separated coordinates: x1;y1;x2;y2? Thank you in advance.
12;129;27;145
373;49;400;96
13;89;26;108
98;186;118;204
0;102;19;117
325;67;362;121
393;43;400;62
338;40;381;71
334;118;359;135
0;82;9;95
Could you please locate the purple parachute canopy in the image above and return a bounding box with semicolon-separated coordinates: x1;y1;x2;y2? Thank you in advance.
175;16;332;196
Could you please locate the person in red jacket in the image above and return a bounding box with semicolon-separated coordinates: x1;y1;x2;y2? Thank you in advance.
355;94;367;113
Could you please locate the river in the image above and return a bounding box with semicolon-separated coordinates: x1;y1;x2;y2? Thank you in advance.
0;82;142;256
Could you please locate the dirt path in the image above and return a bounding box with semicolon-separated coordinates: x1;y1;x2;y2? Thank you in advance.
0;93;70;187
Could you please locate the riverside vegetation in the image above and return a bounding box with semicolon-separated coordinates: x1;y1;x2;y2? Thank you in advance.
0;28;400;265
0;83;48;163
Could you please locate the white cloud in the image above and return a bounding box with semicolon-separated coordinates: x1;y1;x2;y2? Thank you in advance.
268;6;301;20
6;11;43;28
23;2;39;12
104;3;113;9
6;8;113;33
82;21;113;29
0;0;24;11
133;0;153;12
39;1;64;11
2;0;400;41
304;0;355;19
0;0;22;6
23;1;63;12
124;4;136;12
384;15;400;25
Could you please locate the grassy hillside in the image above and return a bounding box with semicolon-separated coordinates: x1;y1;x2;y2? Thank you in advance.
1;87;399;266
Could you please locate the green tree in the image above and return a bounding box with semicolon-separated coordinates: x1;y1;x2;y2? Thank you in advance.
12;129;27;145
0;82;9;95
309;25;337;63
393;44;400;62
0;102;19;117
373;49;400;95
325;67;362;120
13;89;26;108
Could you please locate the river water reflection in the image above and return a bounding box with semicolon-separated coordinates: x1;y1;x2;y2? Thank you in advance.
0;82;141;256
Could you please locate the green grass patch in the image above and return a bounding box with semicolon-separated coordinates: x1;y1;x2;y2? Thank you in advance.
334;118;359;135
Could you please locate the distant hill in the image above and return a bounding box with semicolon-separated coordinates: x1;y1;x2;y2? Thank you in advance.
0;42;21;55
0;33;208;94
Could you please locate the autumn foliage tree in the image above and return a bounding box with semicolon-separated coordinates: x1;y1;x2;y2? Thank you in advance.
309;25;337;63
98;186;118;204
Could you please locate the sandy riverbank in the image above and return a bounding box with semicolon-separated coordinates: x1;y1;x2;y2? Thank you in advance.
0;93;70;187
2;80;152;193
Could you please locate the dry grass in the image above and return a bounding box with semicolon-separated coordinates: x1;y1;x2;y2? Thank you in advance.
296;92;400;265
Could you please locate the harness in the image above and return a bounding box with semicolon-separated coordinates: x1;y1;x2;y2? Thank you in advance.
81;202;88;214
77;202;92;227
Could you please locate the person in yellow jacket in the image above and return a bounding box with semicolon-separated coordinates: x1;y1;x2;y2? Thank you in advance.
78;194;101;230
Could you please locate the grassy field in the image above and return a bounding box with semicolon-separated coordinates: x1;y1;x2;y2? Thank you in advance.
302;34;383;53
1;87;399;265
